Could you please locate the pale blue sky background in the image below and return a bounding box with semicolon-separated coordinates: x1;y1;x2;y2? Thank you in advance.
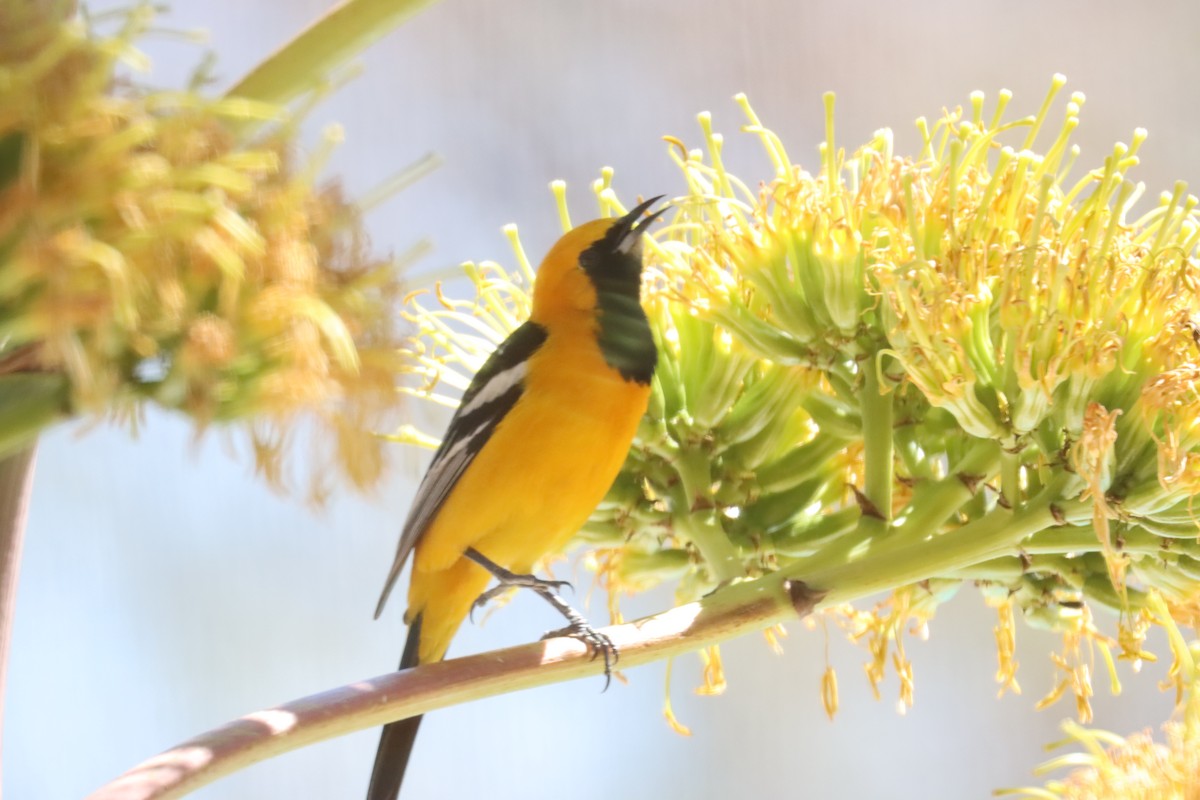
9;1;1200;798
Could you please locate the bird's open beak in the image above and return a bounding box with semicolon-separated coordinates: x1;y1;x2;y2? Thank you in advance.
624;195;667;236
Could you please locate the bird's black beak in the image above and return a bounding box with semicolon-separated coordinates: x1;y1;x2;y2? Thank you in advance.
590;195;668;262
623;195;667;237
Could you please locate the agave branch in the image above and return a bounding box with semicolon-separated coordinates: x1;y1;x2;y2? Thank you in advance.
89;478;1101;799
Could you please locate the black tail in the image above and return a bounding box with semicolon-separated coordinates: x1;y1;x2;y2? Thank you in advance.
366;615;424;800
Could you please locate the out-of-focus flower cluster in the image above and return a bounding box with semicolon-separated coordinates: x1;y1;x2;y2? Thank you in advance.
1003;594;1200;799
399;78;1200;730
0;3;403;496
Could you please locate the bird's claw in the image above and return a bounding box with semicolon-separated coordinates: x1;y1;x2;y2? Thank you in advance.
469;584;500;622
543;622;618;690
534;577;573;595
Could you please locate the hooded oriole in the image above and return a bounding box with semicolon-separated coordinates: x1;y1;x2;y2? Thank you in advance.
366;198;664;800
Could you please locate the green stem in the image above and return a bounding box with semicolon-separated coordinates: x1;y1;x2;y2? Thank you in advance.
1000;447;1020;509
943;556;1025;583
799;472;1080;604
860;352;894;532
672;449;743;583
789;470;1080;589
893;439;1001;540
1024;526;1200;573
0;444;36;785
946;553;1083;585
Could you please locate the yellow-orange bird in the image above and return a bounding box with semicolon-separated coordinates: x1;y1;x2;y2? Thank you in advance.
367;198;664;799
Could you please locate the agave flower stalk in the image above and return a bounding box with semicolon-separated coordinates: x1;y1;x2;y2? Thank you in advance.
400;76;1200;728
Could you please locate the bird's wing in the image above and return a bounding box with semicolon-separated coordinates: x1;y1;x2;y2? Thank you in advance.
374;320;549;617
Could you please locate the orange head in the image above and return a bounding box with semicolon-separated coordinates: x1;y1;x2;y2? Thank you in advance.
530;197;664;324
529;197;664;384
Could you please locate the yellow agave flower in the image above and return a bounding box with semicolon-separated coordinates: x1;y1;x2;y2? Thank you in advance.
399;78;1200;729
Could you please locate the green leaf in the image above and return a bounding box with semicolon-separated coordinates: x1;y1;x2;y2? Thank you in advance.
225;0;440;107
0;131;25;191
0;372;70;459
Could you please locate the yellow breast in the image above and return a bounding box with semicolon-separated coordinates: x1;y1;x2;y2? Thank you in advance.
411;329;650;576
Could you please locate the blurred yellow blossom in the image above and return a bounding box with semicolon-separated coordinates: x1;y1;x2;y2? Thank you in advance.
0;3;408;497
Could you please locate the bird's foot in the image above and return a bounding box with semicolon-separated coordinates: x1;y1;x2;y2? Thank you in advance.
468;565;572;622
463;548;614;686
543;619;619;689
469;583;511;622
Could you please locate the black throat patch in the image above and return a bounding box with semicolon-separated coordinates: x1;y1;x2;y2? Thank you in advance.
578;236;657;385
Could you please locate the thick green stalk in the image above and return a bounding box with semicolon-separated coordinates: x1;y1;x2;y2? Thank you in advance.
1024;525;1198;557
0;444;36;790
790;470;1082;584
797;471;1084;602
1000;448;1021;510
859;352;894;534
672;449;743;582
